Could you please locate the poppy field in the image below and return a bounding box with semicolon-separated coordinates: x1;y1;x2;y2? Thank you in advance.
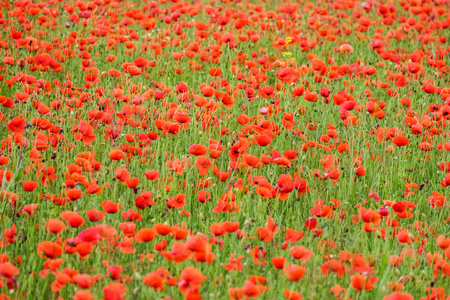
1;0;450;299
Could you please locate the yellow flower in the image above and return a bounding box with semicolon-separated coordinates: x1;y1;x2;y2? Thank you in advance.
285;37;292;44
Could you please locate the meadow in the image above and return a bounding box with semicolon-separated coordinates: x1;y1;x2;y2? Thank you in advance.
0;0;449;299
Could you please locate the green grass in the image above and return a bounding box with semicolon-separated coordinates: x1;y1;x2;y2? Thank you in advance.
0;0;449;299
